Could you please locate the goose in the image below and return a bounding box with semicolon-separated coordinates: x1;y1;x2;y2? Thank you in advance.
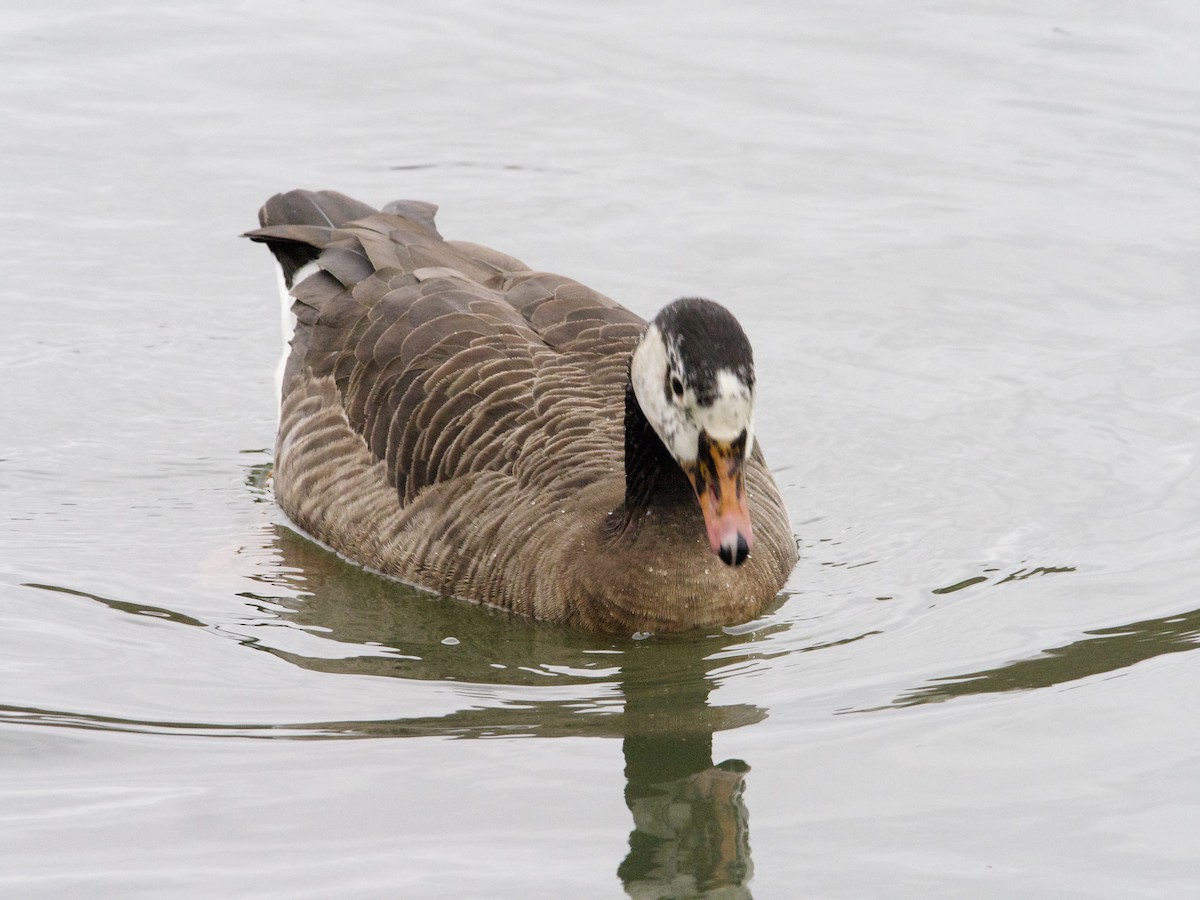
245;190;796;634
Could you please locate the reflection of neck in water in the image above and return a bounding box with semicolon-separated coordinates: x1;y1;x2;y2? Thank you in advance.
617;648;754;897
619;739;753;898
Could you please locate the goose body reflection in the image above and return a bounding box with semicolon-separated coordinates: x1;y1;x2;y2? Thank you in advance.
255;518;763;894
246;191;796;634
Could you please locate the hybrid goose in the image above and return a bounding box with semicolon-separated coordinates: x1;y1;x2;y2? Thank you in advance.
246;190;796;633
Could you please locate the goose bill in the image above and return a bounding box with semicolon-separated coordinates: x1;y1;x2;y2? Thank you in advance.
684;436;754;566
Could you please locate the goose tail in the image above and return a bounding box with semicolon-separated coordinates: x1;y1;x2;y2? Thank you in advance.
246;190;376;284
243;190;377;412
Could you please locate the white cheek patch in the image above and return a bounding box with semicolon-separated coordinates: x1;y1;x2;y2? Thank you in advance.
631;325;699;462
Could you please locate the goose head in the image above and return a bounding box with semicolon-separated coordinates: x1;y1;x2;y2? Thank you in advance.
630;297;757;567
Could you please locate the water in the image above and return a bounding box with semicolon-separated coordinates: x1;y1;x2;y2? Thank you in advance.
2;1;1198;896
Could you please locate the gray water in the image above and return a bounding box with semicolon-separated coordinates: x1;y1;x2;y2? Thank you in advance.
2;1;1199;896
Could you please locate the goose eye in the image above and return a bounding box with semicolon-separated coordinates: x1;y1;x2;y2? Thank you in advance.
671;376;684;398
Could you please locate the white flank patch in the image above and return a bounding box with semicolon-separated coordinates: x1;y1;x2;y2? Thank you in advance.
274;261;319;412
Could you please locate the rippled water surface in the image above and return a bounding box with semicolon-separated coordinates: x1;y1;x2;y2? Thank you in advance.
2;1;1199;896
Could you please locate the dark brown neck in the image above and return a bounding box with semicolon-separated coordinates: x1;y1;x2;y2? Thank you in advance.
607;381;695;535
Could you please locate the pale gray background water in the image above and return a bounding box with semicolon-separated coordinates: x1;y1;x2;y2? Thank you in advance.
2;1;1198;897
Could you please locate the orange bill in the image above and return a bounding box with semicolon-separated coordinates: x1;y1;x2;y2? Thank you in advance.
683;434;754;566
